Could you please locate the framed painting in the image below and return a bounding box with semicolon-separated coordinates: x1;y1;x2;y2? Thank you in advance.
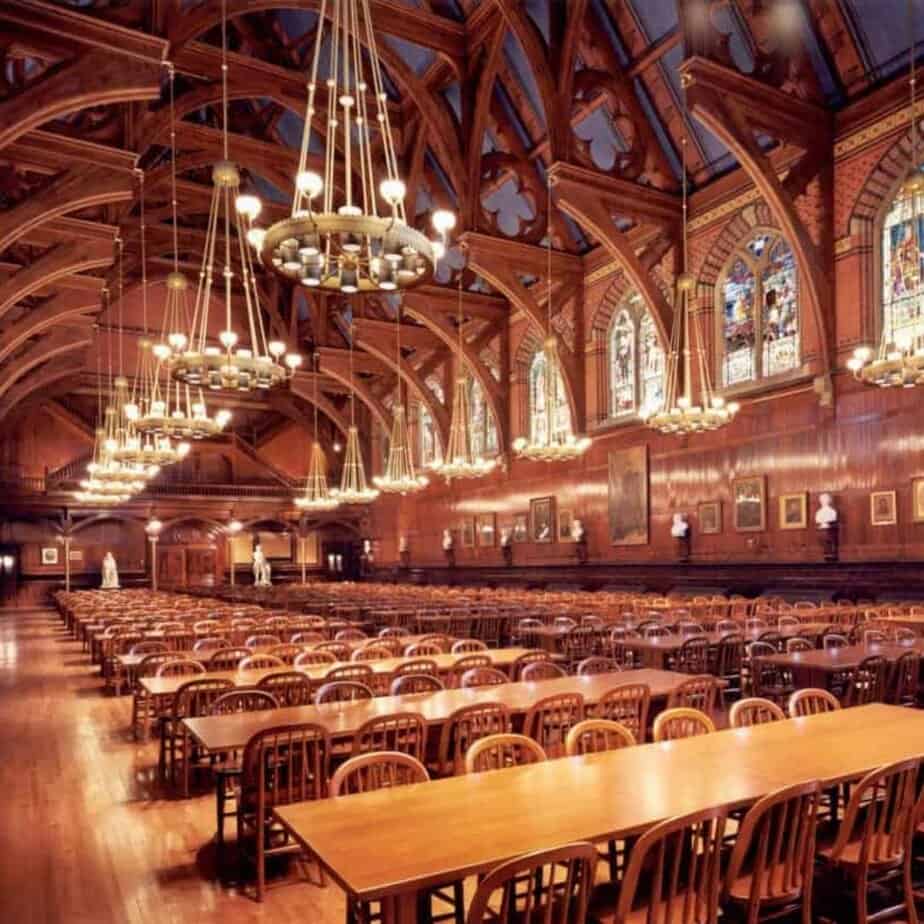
870;490;897;526
512;514;528;543
913;478;924;522
461;518;476;547
779;492;808;530
733;476;766;532
558;509;575;542
698;501;721;535
40;547;58;565
608;446;649;545
530;496;555;543
476;513;496;547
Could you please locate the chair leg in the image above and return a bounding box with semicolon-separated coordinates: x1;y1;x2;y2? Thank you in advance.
905;857;919;924
215;782;225;870
256;812;265;902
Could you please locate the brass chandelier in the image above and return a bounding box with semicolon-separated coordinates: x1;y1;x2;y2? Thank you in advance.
430;276;497;481
641;98;739;435
294;353;340;511
163;1;301;392
246;0;456;293
512;178;591;462
848;0;924;388
373;303;429;494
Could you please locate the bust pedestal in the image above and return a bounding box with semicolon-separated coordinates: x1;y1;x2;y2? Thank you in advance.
819;523;838;562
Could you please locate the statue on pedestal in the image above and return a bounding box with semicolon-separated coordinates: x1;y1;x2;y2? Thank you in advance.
500;527;513;567
671;513;691;562
572;518;589;564
442;529;455;568
101;552;119;589
252;544;272;586
815;493;839;562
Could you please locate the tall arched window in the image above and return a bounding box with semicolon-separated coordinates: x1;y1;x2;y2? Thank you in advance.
468;377;498;457
882;187;924;349
417;375;444;466
606;295;665;419
719;231;799;387
528;349;570;442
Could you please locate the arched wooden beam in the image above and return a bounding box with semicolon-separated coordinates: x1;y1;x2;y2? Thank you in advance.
68;512;147;535
152;514;225;536
0;166;134;255
316;347;391;434
0;331;91;403
0;359;84;424
0;294;96;366
280;380;351;439
0;49;161;152
553;0;587;154
0;240;112;324
352;321;450;450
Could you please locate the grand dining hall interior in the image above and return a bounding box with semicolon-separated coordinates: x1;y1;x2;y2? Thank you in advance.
7;0;924;922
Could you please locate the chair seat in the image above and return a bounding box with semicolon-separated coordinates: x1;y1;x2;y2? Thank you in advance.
726;864;806;904
590;883;712;924
818;837;905;871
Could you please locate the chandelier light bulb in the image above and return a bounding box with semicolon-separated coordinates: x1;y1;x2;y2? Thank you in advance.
124;403;139;421
215;409;232;427
268;340;286;359
432;209;457;234
379;178;406;204
219;330;238;350
284;353;303;370
296;170;324;198
177;442;191;458
247;227;266;250
234;194;262;220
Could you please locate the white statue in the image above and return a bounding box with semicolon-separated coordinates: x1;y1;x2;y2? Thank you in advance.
499;527;512;548
816;493;838;529
252;544;271;586
399;536;409;553
670;513;690;538
442;529;454;551
571;518;587;542
101;552;119;589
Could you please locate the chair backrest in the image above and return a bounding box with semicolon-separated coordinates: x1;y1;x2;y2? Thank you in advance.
667;675;719;713
565;719;636;756
390;673;445;696
891;650;920;706
614;807;726;924
393;657;440;680
290;631;325;646
330;751;428;796
293;649;337;668
653;707;716;742
351;643;393;662
449;654;490;686
848;654;888;705
451;639;487;654
138;652;182;677
417;633;454;652
716;620;740;635
324;663;375;685
594;683;651;743
510;649;551;681
521;661;567;682
379;626;411;639
208;647;252;670
131;640;169;656
192;636;230;654
155;658;206;678
523;693;585;757
209;689;279;714
828;757;920;871
436;702;512;777
823;633;849;649
257;671;314;706
464;733;547;774
787;687;841;717
576;656;620;676
675;636;711;674
267;643;304;665
172;677;235;718
461;666;509;689
724;780;820;912
334;628;368;641
729;696;785;728
466;842;597;924
244;634;282;649
786;637;813;653
315;641;351;660
352;712;427;760
240;722;330;811
404;642;442;657
239;654;285;671
314;680;374;704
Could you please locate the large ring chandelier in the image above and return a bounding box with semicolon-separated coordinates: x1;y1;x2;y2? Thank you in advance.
246;0;456;293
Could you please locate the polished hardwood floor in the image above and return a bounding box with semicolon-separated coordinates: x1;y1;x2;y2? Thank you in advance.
0;607;344;923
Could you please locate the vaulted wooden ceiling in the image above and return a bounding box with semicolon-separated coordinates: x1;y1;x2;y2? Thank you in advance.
0;0;913;457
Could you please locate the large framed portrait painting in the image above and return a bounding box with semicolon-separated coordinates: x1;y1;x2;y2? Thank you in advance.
733;476;766;532
608;446;649;546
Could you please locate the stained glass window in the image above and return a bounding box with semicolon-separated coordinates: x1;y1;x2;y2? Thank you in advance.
882;190;924;350
529;349;570;442
609;310;636;415
418;404;441;466
606;296;665;419
639;312;665;415
720;232;798;386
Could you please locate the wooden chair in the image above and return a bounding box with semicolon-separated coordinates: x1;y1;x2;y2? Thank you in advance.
467;842;596;924
729;697;785;728
433;702;511;777
266;643;304;665
156;658;206;677
323;663;374;687
722;780;820;924
237;723;330;901
314;680;374;704
293;649;337;668
451;639;487;654
653;707;716;742
290;631;325;646
418;633;454;652
749;641;794;706
193;636;230;655
405;641;442;657
608;627;638;669
314;641;351;660
846;654;889;706
890;650;919;706
464;733;547;774
392;657;440;680
816;758;921;924
520;661;567;682
788;687;841;717
351;712;427;760
576;656;620;676
523;692;584;757
675;636;711;674
592;683;651;743
823;633;849;649
786;637;813;653
208;647;252;670
131;640;168;656
351;643;393;662
256;671;313;706
565;719;635;756
211;689;279;714
390;673;444;696
601;807;726;924
667;675;719;713
238;654;285;672
461;666;509;688
334;628;368;642
562;625;599;670
716;633;745;702
448;654;490;688
510;649;552;681
717;619;740;634
244;634;282;649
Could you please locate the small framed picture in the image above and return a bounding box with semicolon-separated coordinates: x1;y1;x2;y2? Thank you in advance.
698;501;721;535
41;547;58;565
558;509;575;542
476;513;496;547
530;496;556;543
461;519;476;547
913;478;924;522
512;514;528;543
870;490;897;526
733;476;766;532
779;493;808;530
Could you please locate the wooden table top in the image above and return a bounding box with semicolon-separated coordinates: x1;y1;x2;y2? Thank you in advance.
755;639;924;672
275;704;924;903
182;668;687;753
138;647;543;697
622;623;830;652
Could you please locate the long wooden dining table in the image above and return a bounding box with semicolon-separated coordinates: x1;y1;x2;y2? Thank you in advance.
274;703;924;924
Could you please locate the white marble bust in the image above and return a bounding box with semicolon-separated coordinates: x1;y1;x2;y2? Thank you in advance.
815;493;838;529
670;513;689;538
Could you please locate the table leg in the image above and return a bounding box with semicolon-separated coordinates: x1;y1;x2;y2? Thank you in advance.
381;890;421;924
